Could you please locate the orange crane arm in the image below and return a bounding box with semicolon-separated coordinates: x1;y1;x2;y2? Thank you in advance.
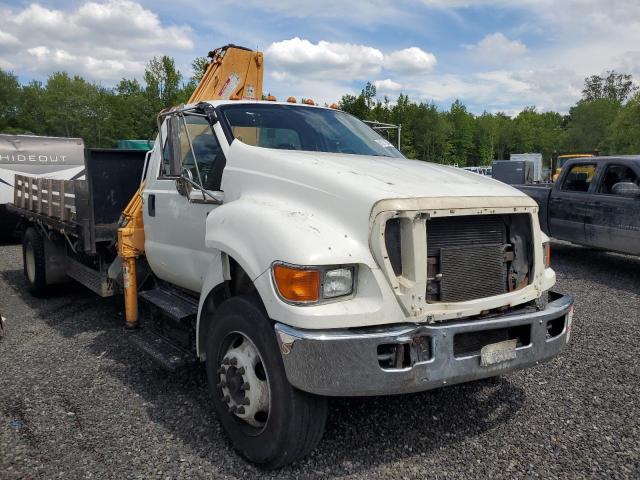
189;44;263;103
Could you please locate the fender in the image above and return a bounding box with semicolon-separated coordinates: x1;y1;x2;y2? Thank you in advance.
195;195;377;358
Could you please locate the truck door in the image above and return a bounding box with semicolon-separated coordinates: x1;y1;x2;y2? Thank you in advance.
143;110;227;293
584;162;640;255
548;162;597;244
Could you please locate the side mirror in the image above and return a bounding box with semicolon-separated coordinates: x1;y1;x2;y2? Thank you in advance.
611;182;640;198
166;115;182;177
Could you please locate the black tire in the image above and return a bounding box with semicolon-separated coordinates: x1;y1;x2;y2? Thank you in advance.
205;295;327;469
22;227;47;296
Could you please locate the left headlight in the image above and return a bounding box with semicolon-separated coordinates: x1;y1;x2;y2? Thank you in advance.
272;263;356;305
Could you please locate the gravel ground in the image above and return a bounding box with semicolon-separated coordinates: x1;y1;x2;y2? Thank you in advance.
0;240;638;479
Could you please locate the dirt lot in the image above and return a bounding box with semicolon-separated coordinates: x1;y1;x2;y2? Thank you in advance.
0;240;638;479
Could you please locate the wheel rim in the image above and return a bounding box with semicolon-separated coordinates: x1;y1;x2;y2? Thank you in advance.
217;332;271;430
25;243;36;284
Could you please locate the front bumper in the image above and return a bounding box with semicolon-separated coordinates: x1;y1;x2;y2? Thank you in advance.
274;292;574;396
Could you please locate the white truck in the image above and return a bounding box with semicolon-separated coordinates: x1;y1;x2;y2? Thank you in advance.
8;46;574;468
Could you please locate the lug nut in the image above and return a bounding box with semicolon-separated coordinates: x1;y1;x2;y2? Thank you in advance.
222;395;230;403
241;382;250;391
236;406;245;414
237;366;245;375
222;358;230;365
229;357;238;366
229;405;237;413
242;398;250;406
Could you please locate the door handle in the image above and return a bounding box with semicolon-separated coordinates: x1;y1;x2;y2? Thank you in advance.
148;194;156;217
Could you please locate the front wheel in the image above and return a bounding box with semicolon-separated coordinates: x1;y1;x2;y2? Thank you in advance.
205;295;327;469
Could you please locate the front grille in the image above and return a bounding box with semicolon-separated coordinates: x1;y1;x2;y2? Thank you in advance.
426;214;530;302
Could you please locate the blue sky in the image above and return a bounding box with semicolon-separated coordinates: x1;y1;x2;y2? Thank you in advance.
1;0;639;114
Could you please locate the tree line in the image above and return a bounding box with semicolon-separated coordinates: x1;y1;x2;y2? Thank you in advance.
339;72;639;166
1;55;639;167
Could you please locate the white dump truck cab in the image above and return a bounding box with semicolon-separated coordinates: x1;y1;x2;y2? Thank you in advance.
137;99;574;466
11;98;574;469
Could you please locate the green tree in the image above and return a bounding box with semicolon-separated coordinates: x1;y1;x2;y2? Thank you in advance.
445;100;475;166
564;98;620;153
582;71;638;104
144;56;183;109
0;69;20;131
606;93;640;153
181;56;210;100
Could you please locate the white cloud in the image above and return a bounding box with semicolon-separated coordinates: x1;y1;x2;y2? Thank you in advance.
0;1;193;81
0;29;19;47
266;38;438;81
464;33;526;61
266;37;384;79
385;47;436;73
264;38;438;104
373;79;403;92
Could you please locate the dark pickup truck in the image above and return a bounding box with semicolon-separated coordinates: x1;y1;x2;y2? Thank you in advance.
516;156;640;255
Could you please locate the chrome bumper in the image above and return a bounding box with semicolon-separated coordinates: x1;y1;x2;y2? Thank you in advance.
274;292;574;396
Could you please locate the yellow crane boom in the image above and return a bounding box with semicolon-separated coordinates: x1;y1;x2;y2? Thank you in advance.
189;45;263;103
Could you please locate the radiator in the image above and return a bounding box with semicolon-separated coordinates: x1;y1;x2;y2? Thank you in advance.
426;215;509;302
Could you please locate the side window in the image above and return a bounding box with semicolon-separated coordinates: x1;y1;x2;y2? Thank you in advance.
161;115;226;191
562;164;597;192
598;164;639;194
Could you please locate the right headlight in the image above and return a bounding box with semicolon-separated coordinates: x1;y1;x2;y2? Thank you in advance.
322;267;354;299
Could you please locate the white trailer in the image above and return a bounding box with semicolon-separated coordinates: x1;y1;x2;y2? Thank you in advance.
0;134;85;238
510;153;543;182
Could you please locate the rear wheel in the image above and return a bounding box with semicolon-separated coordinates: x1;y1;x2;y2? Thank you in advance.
205;295;327;468
22;227;47;296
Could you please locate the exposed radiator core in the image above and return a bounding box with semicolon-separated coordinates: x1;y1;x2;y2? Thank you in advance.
426;215;519;302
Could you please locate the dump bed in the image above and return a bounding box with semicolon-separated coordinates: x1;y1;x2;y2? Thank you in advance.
9;148;147;254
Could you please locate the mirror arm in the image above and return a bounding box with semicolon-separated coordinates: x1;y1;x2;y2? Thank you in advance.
180;175;223;205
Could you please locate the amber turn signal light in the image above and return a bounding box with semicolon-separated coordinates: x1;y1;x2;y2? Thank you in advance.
543;242;551;268
273;264;320;303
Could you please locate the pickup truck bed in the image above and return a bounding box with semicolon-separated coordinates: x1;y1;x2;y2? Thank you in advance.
515;156;640;255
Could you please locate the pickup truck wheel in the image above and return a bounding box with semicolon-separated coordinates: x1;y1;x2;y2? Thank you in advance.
205;295;327;468
23;227;47;296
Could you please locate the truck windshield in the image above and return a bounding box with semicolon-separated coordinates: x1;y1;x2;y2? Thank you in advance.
219;104;404;158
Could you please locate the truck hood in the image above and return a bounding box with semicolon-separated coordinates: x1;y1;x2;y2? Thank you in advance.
226;140;528;205
214;141;537;271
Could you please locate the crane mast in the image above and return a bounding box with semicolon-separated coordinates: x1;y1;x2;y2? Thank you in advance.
189;45;264;103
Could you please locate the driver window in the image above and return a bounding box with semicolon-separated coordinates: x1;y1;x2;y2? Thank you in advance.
598;164;639;194
161;115;226;191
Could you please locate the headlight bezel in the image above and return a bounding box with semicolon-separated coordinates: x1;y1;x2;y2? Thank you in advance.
271;261;357;306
